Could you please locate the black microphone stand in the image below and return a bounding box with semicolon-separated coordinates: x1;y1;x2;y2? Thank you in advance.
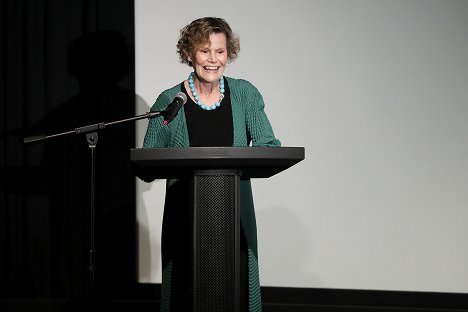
23;110;162;301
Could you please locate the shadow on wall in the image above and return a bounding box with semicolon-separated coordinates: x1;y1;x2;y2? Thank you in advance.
62;30;137;298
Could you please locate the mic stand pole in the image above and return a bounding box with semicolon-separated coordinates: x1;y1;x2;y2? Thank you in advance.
23;110;162;302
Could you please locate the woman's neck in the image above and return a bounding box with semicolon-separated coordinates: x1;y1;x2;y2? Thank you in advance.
194;78;219;96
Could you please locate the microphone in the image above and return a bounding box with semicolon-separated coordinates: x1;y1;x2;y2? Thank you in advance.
162;92;187;125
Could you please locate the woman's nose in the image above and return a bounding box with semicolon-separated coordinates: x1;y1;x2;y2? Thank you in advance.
208;51;217;62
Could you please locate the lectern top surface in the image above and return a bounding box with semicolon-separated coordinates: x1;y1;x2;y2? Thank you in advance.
131;146;305;179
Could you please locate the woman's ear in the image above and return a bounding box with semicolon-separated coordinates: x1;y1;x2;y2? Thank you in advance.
187;54;193;67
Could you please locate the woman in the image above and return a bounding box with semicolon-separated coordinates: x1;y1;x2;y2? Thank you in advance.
143;17;280;312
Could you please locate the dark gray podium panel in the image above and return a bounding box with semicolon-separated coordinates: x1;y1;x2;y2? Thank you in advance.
191;172;240;312
130;146;305;179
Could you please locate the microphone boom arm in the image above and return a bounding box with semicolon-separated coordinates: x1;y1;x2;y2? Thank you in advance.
23;110;162;144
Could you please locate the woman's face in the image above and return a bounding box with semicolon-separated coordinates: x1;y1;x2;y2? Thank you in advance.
189;32;228;84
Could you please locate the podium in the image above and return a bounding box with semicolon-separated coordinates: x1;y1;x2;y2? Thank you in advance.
131;147;305;312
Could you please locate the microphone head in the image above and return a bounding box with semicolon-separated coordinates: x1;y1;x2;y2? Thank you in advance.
162;92;188;125
175;91;187;105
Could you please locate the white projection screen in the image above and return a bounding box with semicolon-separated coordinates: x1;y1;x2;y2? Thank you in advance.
134;0;468;293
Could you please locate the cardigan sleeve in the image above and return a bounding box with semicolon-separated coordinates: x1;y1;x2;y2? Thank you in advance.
143;91;172;148
243;80;281;147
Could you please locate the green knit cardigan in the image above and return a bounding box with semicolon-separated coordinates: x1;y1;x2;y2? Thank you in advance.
143;77;280;312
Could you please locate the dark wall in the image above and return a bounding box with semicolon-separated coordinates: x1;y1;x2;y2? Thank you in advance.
1;0;136;299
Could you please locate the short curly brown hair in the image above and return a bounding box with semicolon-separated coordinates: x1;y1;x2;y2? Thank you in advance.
177;17;240;66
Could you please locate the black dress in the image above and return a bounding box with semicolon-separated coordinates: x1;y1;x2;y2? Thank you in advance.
161;79;249;311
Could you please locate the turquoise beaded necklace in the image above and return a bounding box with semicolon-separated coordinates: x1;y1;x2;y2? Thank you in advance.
188;72;225;111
